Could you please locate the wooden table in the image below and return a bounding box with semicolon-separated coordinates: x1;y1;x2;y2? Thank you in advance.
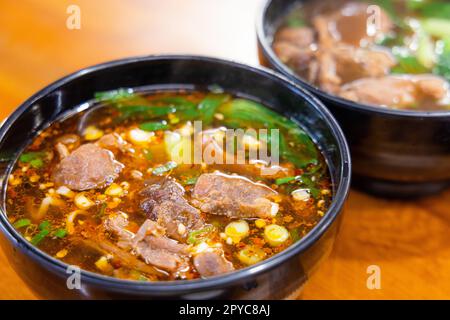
1;0;449;300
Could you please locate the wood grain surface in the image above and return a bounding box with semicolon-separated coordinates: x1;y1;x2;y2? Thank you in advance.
0;0;449;300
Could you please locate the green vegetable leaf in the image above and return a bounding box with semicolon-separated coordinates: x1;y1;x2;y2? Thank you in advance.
139;121;169;132
391;54;429;74
413;1;450;19
197;94;230;125
13;218;31;229
218;99;318;168
434;52;450;82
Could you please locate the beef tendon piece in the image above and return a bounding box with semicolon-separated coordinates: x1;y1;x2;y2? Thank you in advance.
139;178;203;241
52;143;124;191
339;75;450;109
104;215;189;272
193;251;235;278
192;172;279;219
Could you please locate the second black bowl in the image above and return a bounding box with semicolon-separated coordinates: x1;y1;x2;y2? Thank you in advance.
257;0;450;197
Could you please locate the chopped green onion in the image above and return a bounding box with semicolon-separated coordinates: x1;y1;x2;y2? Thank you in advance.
53;229;67;239
13;218;31;229
151;161;177;175
31;229;50;245
289;228;301;242
96;202;107;219
39;220;51;231
19;151;46;164
183;177;198;186
29;158;44;169
275;176;300;185
187;225;215;245
139;121;169;132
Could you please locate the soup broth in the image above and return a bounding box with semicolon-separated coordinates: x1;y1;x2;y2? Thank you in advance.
6;89;331;281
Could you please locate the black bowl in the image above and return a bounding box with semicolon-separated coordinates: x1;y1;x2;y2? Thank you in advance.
0;56;350;299
257;0;450;198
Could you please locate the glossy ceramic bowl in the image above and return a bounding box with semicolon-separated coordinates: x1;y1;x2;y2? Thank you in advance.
0;56;350;299
257;0;450;197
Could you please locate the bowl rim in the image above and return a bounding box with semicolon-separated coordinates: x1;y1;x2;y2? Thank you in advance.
0;55;351;293
256;0;450;119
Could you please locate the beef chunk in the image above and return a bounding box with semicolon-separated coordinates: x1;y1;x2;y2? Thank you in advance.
339;75;449;108
96;133;128;154
104;215;189;272
139;178;203;241
193;251;235;278
135;238;186;272
274;26;315;48
273;26;316;78
192;172;278;218
314;44;396;93
52;143;124;191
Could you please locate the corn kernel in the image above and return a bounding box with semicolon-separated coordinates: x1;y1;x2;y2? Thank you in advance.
84;126;104;141
29;175;40;183
74;193;94;210
105;183;124;197
255;219;266;228
56;249;68;258
95;256;112;272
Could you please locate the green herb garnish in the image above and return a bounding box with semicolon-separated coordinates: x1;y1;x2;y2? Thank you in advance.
19;151;46;165
53;229;67;239
187;225;215;245
151;161;177;175
13;218;31;229
31;229;50;246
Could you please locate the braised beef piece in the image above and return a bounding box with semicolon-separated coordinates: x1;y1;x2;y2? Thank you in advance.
139;178;203;241
52;143;124;191
272;26;316;79
339;75;449;108
315;45;396;93
273;2;396;94
97;133;128;154
104;215;189;272
192;172;279;218
193;251;235;278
